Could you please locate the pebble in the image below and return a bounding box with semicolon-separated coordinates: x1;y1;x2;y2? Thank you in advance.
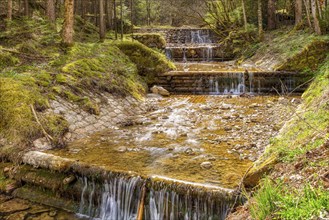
117;146;127;152
200;162;213;169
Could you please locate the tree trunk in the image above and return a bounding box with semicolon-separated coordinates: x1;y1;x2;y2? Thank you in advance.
130;0;133;40
311;0;321;34
24;0;29;16
241;0;248;30
105;0;112;29
303;0;313;28
295;0;303;25
113;0;118;39
8;0;13;20
120;0;123;40
258;0;263;39
267;0;276;30
99;0;106;41
62;0;75;46
47;0;56;23
317;0;322;18
146;0;151;26
81;0;86;20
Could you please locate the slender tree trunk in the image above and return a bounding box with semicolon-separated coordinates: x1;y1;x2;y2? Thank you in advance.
267;0;276;30
295;0;303;25
47;0;56;23
146;0;151;26
317;0;322;18
258;0;263;39
105;0;111;29
130;0;133;40
62;0;75;46
81;0;86;20
24;0;29;16
241;0;248;30
311;0;321;34
303;0;313;28
113;0;118;39
7;0;13;20
120;0;123;40
99;0;106;40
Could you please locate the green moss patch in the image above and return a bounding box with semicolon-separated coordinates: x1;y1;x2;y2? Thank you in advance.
115;41;175;84
0;51;19;70
133;33;167;50
276;40;329;72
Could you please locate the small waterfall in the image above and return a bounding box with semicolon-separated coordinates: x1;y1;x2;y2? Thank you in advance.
164;29;222;62
248;72;254;93
165;48;173;60
183;48;187;63
207;73;248;95
78;175;235;220
190;30;211;44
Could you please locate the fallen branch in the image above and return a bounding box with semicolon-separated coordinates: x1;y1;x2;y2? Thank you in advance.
137;183;146;220
30;104;54;143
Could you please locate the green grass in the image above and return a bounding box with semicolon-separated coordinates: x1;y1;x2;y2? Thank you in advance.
265;55;329;162
250;178;329;220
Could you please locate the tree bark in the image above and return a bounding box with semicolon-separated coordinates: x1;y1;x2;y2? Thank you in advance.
258;0;263;39
120;0;123;40
295;0;303;25
99;0;106;41
130;0;133;40
113;0;118;39
8;0;13;20
62;0;75;46
24;0;29;16
303;0;313;28
105;0;112;29
146;0;151;26
311;0;321;34
81;0;86;20
47;0;56;23
241;0;248;30
267;0;276;30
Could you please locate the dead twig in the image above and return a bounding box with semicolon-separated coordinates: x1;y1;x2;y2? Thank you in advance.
137;183;147;220
30;104;54;143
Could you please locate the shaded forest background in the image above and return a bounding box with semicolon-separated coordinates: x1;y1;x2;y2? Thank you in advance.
1;0;328;45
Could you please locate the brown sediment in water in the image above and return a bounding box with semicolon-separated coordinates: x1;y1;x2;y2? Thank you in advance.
48;95;298;189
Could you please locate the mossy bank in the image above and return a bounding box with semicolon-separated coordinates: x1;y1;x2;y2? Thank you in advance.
241;55;329;219
0;17;174;149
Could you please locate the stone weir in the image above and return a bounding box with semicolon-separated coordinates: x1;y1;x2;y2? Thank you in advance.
156;70;310;95
135;27;233;61
1;150;240;220
164;29;233;62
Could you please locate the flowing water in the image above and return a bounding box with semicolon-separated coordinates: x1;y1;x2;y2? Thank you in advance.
49;95;298;219
46;29;305;219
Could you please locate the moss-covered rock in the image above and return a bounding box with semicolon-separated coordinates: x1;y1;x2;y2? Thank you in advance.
276;40;329;72
58;42;146;99
115;41;175;85
133;33;167;50
0;77;41;143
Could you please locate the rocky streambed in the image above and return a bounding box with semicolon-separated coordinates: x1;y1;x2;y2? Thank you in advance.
0;94;301;219
49;95;299;189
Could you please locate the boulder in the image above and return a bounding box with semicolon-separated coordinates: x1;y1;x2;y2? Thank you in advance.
150;86;170;97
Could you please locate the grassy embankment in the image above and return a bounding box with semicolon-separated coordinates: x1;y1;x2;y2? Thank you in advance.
0;17;174;149
241;27;329;219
